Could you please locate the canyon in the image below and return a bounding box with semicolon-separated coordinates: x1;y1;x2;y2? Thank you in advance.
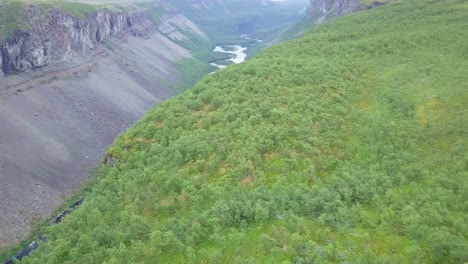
0;0;310;252
2;0;457;262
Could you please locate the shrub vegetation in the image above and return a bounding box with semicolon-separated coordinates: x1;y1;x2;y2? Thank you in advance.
23;0;468;263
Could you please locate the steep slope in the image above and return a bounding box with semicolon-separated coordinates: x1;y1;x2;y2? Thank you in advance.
20;0;467;263
262;0;391;47
0;0;308;254
0;1;198;249
307;0;392;17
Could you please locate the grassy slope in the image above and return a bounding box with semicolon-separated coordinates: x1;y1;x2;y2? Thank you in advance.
24;0;467;263
0;1;27;39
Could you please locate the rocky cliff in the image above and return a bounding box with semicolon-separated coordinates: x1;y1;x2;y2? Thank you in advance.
308;0;359;16
0;5;154;77
308;0;389;17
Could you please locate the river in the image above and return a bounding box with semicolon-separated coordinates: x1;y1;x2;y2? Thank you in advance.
210;45;248;69
209;34;262;71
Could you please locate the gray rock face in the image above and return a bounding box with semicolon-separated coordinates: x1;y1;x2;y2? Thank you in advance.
0;6;152;76
308;0;391;17
308;0;360;16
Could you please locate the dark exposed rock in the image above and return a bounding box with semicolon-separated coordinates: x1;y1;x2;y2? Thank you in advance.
103;155;119;167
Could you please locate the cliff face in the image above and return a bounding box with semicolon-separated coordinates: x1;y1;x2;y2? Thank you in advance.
308;0;389;17
308;0;360;16
0;5;154;76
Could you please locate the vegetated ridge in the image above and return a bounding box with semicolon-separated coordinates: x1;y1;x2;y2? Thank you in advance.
23;0;468;262
19;0;468;262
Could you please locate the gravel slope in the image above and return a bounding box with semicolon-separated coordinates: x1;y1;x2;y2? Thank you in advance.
0;31;190;248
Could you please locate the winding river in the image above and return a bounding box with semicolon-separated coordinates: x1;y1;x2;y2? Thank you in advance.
209;35;262;71
210;45;248;69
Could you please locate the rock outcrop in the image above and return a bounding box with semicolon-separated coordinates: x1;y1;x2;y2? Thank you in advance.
0;5;154;77
308;0;359;16
308;0;390;17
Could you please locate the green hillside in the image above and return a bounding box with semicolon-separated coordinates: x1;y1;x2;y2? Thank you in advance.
0;1;27;39
24;0;467;263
